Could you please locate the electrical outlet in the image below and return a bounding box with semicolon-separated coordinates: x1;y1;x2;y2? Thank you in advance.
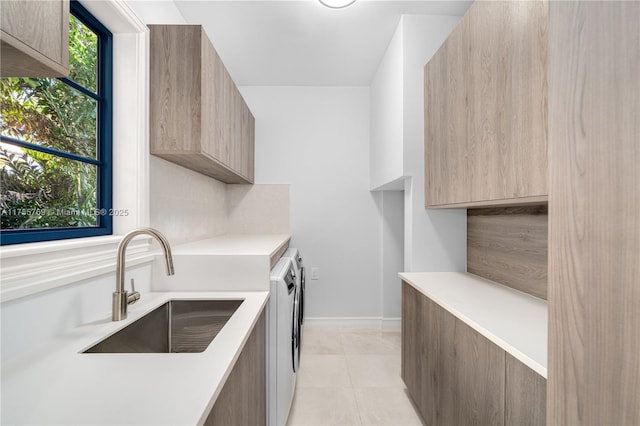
311;267;319;280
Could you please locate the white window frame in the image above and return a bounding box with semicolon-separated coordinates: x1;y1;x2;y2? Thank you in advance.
0;0;152;302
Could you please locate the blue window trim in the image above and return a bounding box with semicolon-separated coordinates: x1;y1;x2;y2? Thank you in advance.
0;1;113;245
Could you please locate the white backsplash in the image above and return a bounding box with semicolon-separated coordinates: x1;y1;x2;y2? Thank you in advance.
149;156;229;245
227;184;290;234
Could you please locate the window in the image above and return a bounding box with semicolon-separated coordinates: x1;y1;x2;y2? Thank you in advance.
1;1;112;245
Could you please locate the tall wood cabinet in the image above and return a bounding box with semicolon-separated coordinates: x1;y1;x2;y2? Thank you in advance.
149;25;255;184
425;0;548;208
547;2;640;424
1;0;69;77
402;282;546;426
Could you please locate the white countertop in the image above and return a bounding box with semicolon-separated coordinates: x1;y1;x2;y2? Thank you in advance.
151;234;290;292
1;291;269;425
399;272;547;378
172;234;290;256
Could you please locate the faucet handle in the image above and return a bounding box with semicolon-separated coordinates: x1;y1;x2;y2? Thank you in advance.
127;278;141;305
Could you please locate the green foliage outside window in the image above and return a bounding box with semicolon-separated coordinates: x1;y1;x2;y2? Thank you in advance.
1;14;100;230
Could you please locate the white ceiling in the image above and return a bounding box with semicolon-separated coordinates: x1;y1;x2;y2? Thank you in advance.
167;0;471;86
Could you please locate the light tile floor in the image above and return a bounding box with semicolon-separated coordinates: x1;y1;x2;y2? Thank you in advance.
287;328;424;426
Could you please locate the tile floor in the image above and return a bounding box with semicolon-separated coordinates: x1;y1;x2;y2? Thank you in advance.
287;327;424;426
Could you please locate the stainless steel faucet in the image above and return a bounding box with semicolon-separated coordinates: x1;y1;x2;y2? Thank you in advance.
113;228;175;321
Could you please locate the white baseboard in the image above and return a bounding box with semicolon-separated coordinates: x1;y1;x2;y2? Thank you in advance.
304;317;401;331
381;318;402;330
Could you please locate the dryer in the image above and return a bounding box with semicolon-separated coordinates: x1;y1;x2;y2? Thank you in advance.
268;258;300;426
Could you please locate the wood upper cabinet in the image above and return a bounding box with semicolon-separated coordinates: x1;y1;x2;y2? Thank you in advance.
149;25;255;184
402;281;547;425
425;11;470;206
1;0;69;77
425;0;548;208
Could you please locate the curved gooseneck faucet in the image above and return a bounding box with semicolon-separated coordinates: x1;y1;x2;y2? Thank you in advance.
113;228;175;321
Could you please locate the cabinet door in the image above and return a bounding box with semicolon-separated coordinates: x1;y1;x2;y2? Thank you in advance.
425;0;548;208
201;33;254;184
1;0;69;77
419;290;456;425
241;102;256;182
228;82;243;175
402;283;505;425
201;31;230;164
149;25;202;153
425;12;470;206
448;316;505;425
505;354;546;426
401;283;427;420
205;310;266;425
467;0;548;203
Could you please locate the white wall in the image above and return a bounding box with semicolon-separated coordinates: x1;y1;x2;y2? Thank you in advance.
127;0;186;25
370;20;404;191
369;19;407;320
1;263;151;362
369;15;466;276
240;87;383;318
401;15;466;272
381;191;404;318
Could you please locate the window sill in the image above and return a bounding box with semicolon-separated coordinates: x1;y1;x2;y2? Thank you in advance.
0;235;154;303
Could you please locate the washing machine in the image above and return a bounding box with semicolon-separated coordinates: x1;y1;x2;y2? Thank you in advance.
268;257;300;426
283;248;305;328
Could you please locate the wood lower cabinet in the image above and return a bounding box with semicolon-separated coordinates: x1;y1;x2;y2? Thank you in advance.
506;353;546;426
401;283;427;418
1;0;69;77
149;25;255;184
425;0;548;208
451;314;505;426
205;310;266;425
402;282;546;425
